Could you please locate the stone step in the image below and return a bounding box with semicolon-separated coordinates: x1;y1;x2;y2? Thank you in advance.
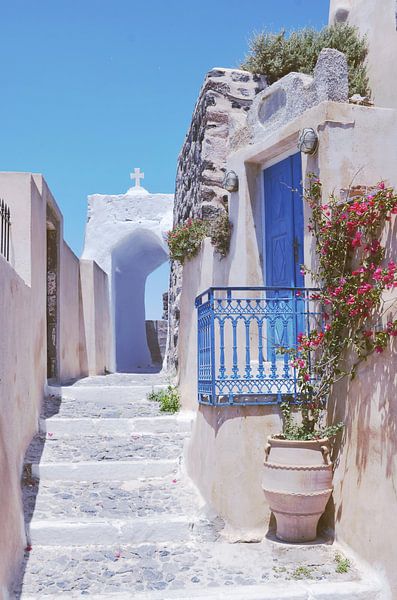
18;581;386;600
39;415;193;436
30;459;178;481
23;478;198;523
55;372;167;388
43;396;163;419
25;433;186;464
43;385;170;418
28;516;194;546
47;382;167;402
13;541;383;599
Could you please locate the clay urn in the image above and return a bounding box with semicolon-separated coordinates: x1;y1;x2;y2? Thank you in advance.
262;436;333;542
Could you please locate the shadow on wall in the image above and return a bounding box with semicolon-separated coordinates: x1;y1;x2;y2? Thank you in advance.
321;216;397;591
111;228;168;373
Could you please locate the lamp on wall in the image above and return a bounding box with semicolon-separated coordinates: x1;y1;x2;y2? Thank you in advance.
223;170;239;192
298;128;319;155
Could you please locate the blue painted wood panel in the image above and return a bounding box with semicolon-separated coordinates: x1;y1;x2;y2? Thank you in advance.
263;154;303;288
263;154;304;355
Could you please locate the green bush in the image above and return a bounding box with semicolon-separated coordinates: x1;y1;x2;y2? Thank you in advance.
147;385;180;413
241;24;369;97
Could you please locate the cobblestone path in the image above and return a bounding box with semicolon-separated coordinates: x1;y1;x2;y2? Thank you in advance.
13;374;384;599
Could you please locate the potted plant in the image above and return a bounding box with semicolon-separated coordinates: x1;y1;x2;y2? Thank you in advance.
262;176;397;542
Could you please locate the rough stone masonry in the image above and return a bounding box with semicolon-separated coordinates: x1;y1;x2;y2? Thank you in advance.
167;68;266;373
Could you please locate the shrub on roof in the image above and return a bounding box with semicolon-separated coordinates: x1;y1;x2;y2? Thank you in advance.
241;24;369;97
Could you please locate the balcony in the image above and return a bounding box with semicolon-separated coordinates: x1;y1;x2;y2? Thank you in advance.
195;287;321;406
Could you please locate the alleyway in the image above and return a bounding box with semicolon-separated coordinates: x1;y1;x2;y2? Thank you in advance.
13;375;382;599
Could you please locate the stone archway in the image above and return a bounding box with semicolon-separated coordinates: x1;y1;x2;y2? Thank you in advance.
112;228;168;372
82;171;173;373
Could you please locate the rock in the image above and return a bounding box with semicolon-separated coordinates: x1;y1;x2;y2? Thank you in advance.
349;93;374;106
166;68;266;372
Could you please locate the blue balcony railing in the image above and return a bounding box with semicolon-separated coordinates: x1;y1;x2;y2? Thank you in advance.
195;287;322;406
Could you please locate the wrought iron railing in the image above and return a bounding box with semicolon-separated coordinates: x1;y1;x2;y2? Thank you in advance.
195;287;322;406
0;199;11;261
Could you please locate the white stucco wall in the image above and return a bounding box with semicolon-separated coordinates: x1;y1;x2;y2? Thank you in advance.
0;172;112;594
329;0;397;110
59;243;86;382
82;186;173;372
179;101;397;595
0;259;41;597
80;259;112;375
0;174;47;594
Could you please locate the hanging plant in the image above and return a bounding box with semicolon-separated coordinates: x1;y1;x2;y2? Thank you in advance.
167;218;208;263
167;213;232;263
279;176;397;440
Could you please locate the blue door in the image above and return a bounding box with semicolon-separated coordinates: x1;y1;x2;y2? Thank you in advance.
263;154;304;355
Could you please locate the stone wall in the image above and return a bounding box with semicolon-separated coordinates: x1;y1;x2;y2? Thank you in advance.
167;68;266;373
145;320;168;365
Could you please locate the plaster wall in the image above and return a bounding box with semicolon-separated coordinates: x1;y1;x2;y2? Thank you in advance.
329;0;397;109
82;188;173;372
182;101;397;593
0;259;36;598
0;172;33;285
0;172;111;594
80;259;112;376
180;150;281;535
59;242;87;382
0;173;47;595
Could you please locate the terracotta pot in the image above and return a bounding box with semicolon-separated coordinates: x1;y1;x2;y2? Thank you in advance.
262;436;333;543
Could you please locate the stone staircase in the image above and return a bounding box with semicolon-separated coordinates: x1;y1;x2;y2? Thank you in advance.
13;374;386;599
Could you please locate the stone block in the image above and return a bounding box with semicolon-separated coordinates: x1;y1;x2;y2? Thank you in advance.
248;48;349;143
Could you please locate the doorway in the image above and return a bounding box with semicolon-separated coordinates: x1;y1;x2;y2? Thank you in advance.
111;228;169;373
46;206;60;381
263;153;304;288
263;153;304;355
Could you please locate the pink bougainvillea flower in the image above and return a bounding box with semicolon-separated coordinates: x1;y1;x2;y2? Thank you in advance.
357;283;373;295
172;479;177;484
373;268;383;281
351;232;363;248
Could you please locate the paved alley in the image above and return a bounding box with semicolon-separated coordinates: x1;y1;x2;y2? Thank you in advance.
13;374;383;599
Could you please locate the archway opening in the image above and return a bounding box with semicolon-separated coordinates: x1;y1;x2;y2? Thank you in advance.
111;228;168;373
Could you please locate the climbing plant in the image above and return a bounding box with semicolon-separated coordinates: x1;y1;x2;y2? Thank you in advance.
279;177;397;440
241;24;369;97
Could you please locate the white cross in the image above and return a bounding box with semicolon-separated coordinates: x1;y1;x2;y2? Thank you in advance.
130;167;145;188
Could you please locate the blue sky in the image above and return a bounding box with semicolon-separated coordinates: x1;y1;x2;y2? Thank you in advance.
0;0;329;318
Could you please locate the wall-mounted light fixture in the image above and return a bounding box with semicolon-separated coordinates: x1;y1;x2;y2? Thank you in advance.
223;170;239;192
298;128;319;155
